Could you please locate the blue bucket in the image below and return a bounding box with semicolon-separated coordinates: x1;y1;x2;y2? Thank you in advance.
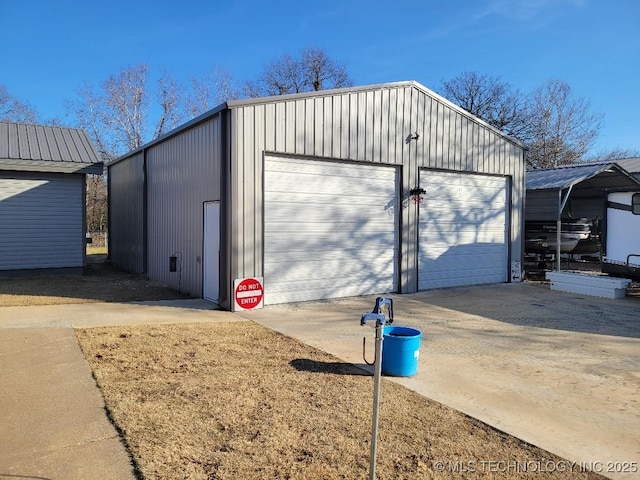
381;326;422;377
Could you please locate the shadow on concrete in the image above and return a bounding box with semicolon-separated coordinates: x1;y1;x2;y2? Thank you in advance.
404;283;640;339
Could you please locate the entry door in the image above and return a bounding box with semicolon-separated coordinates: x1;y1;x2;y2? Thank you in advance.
203;202;220;303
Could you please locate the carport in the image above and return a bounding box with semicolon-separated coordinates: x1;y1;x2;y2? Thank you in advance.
526;162;640;270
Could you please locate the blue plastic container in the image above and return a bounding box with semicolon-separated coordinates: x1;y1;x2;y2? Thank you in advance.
381;326;422;377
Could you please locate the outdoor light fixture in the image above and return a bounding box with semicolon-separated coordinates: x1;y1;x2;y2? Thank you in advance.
409;187;426;205
405;132;420;143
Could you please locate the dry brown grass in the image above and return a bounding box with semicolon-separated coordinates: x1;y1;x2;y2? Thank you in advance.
0;257;189;306
76;322;604;480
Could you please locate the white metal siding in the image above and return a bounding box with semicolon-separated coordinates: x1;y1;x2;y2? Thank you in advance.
0;171;83;270
418;170;508;289
605;192;640;264
147;117;222;297
109;152;145;273
263;156;398;304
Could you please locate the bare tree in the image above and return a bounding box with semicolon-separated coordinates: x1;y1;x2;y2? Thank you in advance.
525;79;602;169
439;73;603;169
583;148;640;163
154;69;185;139
439;72;529;137
86;171;108;234
187;67;239;117
0;85;38;123
67;64;188;162
243;46;352;98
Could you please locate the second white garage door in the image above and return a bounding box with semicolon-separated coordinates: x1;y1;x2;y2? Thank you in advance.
264;156;399;305
418;170;509;289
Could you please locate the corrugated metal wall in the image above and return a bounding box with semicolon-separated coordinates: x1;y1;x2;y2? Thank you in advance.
109;152;145;273
0;171;83;270
146;116;223;297
228;83;525;295
108;81;525;308
525;189;606;221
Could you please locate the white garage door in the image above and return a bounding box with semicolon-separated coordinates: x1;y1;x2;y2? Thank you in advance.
419;170;508;289
264;156;399;304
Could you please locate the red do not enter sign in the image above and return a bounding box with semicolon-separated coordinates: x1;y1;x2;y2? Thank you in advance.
233;277;264;311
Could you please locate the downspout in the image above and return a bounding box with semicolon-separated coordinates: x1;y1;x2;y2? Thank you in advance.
556;185;573;271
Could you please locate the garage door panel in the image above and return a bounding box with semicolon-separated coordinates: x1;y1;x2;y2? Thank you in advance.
264;245;396;261
266;276;395;304
419;272;507;290
267;170;392;196
265;156;398;304
267;158;393;179
422;229;506;245
419;170;508;290
424;198;507;211
264;257;396;282
265;242;396;256
265;206;395;223
419;263;506;278
420;242;507;257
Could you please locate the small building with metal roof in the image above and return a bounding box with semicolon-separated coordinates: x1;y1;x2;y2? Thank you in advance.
108;81;527;310
525;162;640;267
0;121;103;274
526;162;640;220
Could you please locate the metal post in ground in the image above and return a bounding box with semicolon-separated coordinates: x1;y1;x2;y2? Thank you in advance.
369;321;384;480
361;297;393;480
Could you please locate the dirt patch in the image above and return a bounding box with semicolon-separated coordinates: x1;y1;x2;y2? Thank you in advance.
0;257;190;307
76;322;604;480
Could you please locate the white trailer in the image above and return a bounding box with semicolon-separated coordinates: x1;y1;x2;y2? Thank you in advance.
602;191;640;280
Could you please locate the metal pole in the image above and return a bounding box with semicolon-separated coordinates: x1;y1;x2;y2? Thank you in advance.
557;186;574;271
557;189;562;271
361;298;393;480
369;323;384;480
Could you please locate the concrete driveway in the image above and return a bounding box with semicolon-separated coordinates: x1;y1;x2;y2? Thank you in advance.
1;283;638;479
239;282;640;479
0;300;244;480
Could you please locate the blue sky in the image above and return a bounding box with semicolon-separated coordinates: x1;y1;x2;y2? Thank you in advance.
2;0;638;157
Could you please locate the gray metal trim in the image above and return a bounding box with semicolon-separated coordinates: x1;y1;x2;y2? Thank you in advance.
0;160;103;174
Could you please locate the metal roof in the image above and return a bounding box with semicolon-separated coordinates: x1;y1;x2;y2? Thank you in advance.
526;162;640;192
0;121;103;174
613;157;640;174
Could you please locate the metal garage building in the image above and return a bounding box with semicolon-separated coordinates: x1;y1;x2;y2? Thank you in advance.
0;121;103;274
108;81;526;310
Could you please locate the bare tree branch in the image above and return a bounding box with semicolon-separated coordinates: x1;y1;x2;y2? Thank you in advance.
242;46;353;98
439;72;529;137
525;79;602;168
154;70;184;139
439;72;603;169
67;64;189;161
0;85;39;123
187;67;239;117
